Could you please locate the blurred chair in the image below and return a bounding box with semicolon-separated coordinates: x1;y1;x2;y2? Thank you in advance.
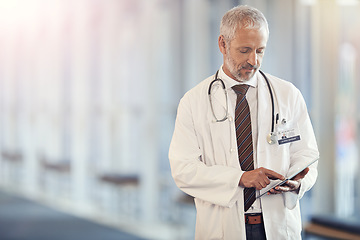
0;150;23;187
39;154;71;199
98;172;140;221
304;214;360;240
172;193;196;239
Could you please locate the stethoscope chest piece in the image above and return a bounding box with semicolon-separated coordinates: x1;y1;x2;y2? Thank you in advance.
267;132;277;145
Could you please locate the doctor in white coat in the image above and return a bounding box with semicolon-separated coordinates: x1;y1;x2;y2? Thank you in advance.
169;5;319;240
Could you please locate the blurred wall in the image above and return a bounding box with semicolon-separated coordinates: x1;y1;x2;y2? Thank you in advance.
0;0;359;239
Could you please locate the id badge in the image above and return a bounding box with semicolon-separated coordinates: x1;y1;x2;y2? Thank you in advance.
276;119;301;145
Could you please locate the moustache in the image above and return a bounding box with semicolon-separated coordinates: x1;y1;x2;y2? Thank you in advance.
241;63;259;70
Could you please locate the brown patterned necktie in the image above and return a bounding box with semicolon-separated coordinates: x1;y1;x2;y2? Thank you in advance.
232;84;256;212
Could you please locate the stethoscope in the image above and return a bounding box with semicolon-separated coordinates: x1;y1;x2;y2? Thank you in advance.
208;69;278;145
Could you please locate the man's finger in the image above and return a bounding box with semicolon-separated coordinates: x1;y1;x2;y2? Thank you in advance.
264;169;285;180
292;167;309;180
282;181;295;188
300;167;309;176
276;185;291;192
269;188;282;195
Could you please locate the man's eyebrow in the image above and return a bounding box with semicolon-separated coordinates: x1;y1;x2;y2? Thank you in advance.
237;47;252;50
236;46;266;51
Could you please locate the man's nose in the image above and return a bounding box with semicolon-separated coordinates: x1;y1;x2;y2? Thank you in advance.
247;51;257;66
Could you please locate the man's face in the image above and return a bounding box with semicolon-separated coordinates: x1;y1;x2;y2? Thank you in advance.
219;27;268;82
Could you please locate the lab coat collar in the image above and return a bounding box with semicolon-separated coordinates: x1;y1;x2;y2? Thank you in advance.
218;65;258;90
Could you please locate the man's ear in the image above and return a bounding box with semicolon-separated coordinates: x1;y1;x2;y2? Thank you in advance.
218;35;227;55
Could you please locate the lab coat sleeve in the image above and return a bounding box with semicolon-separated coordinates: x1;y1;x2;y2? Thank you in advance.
169;94;242;208
284;88;319;209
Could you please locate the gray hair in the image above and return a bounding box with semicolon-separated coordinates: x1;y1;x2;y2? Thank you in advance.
220;5;269;42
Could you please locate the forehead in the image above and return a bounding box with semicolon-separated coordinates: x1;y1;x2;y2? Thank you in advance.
230;27;268;48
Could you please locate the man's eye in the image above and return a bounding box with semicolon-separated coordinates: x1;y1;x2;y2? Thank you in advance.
240;49;250;53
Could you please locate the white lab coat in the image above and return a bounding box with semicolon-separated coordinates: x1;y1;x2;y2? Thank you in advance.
169;70;319;240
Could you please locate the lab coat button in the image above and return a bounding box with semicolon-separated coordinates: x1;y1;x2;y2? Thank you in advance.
228;116;233;122
230;148;236;153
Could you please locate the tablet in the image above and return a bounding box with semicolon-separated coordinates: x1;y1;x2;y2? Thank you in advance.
256;157;319;199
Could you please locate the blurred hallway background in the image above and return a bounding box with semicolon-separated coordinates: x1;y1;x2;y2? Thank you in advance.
0;0;359;239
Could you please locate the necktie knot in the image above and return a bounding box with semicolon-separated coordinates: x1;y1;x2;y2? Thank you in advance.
232;84;250;96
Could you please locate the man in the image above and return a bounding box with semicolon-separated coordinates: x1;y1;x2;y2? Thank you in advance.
169;5;319;240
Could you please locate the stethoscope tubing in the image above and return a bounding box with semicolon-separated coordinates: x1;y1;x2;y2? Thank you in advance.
208;69;276;141
259;70;275;133
208;71;223;95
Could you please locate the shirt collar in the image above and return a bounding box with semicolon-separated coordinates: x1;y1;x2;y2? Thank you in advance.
218;65;258;90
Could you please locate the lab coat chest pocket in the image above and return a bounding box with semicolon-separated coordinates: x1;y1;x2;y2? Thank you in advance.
207;119;236;168
259;123;291;174
271;141;291;175
269;118;292;174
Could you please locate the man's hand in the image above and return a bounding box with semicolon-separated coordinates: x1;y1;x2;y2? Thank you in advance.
239;167;285;190
269;167;309;194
